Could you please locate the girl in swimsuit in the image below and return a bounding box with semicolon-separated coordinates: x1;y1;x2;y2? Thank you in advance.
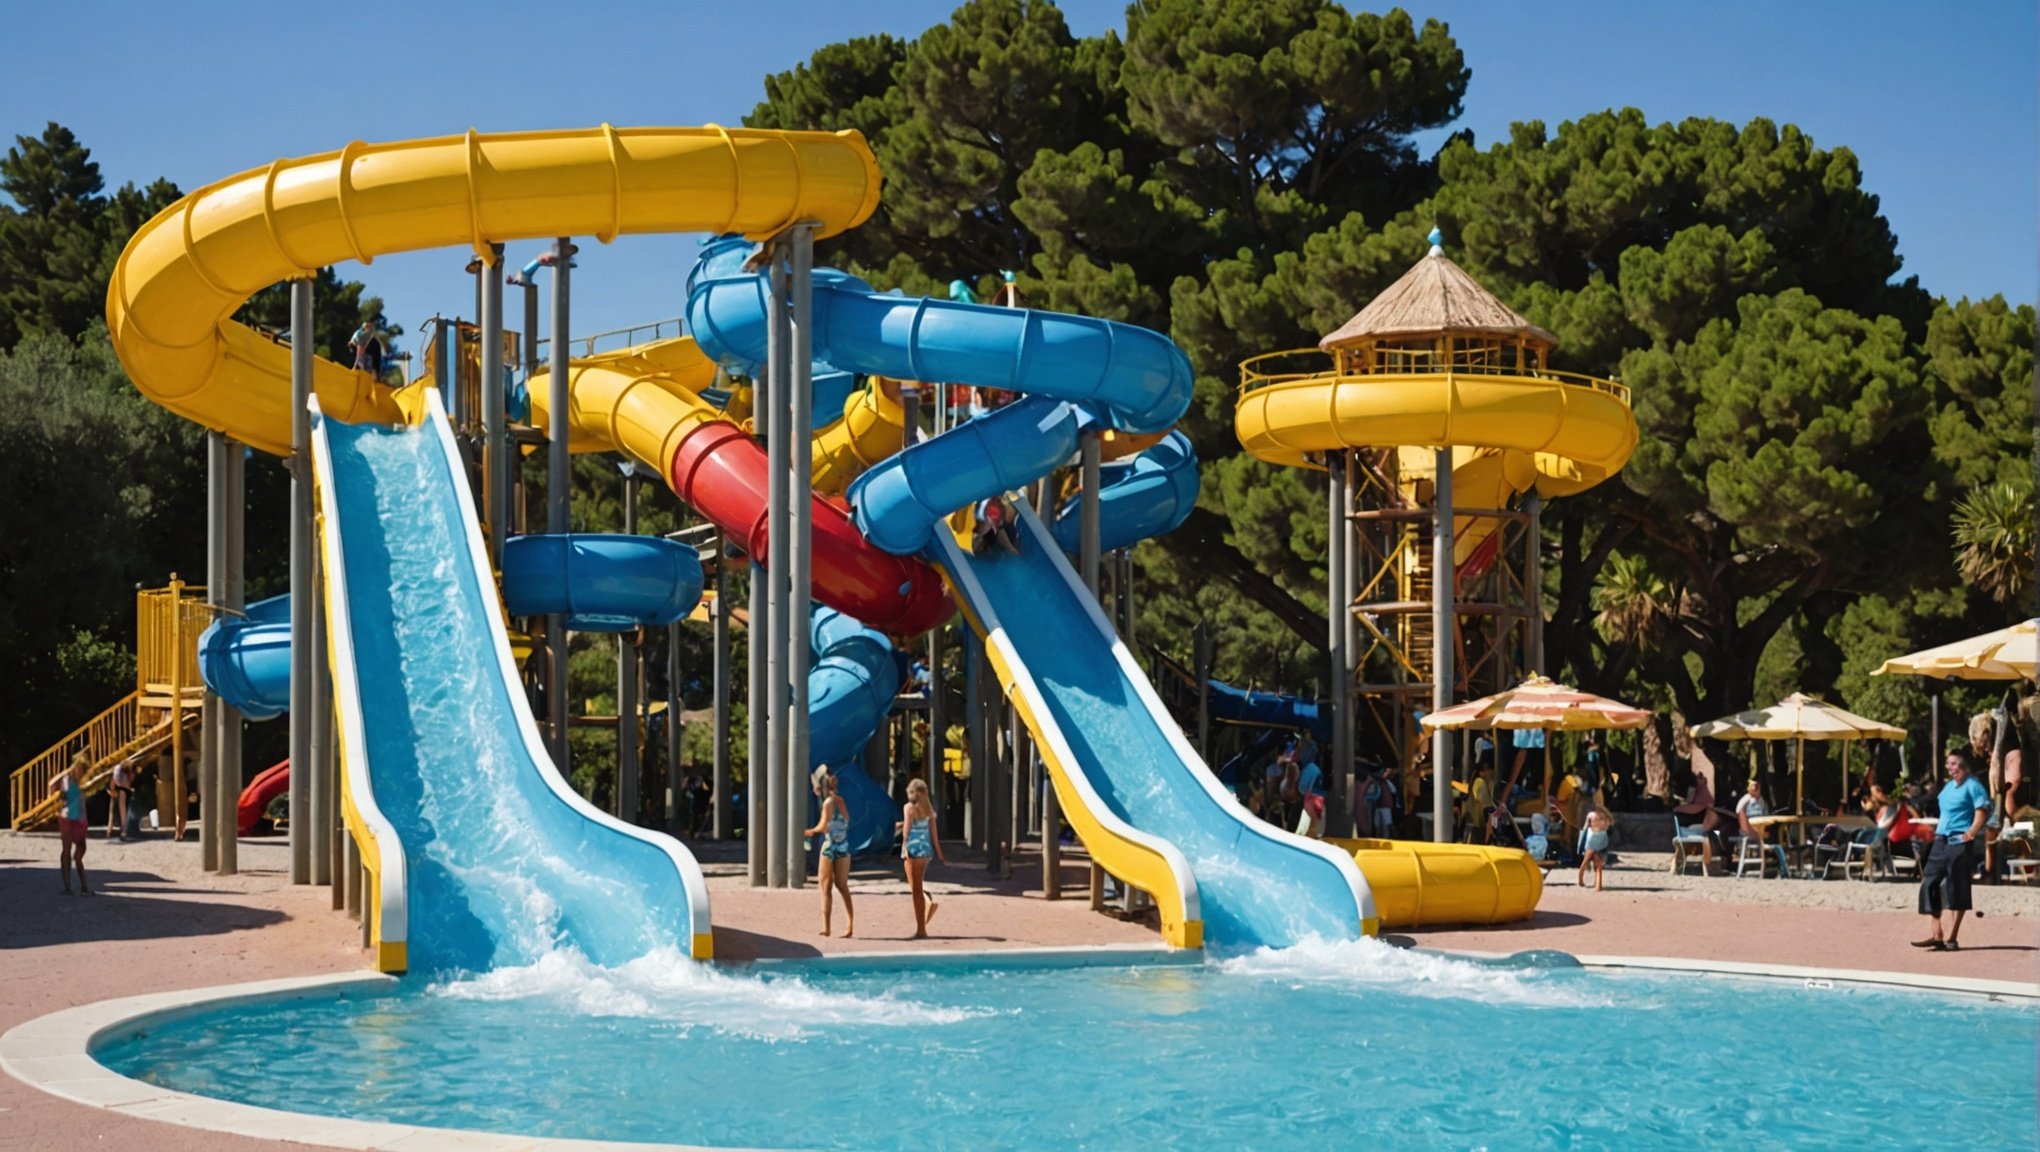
803;766;854;938
900;778;946;938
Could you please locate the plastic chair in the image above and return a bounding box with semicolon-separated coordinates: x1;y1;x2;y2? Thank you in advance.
1671;816;1710;875
1734;817;1787;878
1818;826;1882;880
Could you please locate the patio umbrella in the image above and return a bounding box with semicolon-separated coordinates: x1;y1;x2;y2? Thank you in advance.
1422;675;1650;832
1420;674;1652;733
1873;619;2036;681
1873;618;2035;810
1688;694;1904;813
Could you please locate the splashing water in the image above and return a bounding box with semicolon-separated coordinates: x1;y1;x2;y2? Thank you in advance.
1216;935;1618;1010
430;947;994;1042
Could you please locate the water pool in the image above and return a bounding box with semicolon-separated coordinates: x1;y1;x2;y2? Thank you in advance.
98;942;2036;1151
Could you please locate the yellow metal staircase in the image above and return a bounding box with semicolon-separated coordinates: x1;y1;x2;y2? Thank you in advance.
8;578;210;830
10;693;201;829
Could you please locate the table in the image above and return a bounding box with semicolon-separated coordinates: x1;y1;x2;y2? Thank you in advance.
1748;814;1873;877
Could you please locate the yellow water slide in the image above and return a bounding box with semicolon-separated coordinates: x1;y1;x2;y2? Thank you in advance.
1236;370;1638;566
107;125;881;962
107;125;880;456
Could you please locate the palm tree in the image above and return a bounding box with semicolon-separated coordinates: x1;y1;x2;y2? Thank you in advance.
1593;552;1677;652
1952;481;2035;610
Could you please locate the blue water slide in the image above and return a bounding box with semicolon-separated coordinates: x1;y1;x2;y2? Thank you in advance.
198;594;292;720
806;605;904;857
1047;431;1201;555
499;535;703;633
935;506;1370;948
311;391;710;973
1205;680;1329;742
683;240;1371;948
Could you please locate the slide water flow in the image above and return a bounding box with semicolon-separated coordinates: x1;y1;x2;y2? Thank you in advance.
318;399;707;973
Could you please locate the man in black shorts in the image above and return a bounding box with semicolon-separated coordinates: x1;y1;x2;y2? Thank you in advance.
1914;749;1993;951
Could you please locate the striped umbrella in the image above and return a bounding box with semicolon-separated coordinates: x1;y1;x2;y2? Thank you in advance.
1420;674;1651;732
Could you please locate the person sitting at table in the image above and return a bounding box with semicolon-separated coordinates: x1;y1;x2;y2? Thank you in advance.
1673;768;1730;874
1872;782;1929;875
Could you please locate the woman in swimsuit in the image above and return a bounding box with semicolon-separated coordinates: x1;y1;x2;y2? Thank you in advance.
900;778;947;938
803;766;855;938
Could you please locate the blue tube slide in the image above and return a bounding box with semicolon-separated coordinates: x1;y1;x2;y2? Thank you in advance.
198;594;292;720
1047;431;1201;555
312;392;710;971
1204;679;1328;743
499;534;703;633
201;537;704;720
806;605;904;857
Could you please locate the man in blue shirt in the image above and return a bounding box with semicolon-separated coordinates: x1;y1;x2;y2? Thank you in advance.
1914;749;1993;951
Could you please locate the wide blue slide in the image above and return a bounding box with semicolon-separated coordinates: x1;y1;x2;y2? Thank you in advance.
310;391;712;972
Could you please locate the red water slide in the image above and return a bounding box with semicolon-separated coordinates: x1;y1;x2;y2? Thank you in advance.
236;759;290;835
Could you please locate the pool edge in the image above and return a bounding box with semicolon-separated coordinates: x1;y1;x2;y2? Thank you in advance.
6;949;2030;1152
1428;948;2040;1000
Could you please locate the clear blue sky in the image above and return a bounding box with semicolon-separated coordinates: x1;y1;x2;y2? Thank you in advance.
5;0;2032;357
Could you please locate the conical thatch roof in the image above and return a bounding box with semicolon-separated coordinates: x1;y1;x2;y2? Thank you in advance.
1320;247;1557;350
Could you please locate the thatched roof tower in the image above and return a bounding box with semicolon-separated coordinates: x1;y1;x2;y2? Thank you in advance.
1319;231;1555;373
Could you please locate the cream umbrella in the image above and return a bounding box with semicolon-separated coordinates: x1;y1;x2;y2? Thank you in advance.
1873;619;2036;681
1874;618;2035;819
1422;675;1650;826
1688;693;1905;813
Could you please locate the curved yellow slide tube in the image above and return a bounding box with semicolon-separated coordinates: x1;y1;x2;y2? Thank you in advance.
108;125;882;456
525;338;908;508
1326;838;1544;929
1235;371;1638;492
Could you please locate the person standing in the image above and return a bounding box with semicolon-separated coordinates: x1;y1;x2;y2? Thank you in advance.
348;318;385;378
803;766;855;938
50;755;94;895
1914;749;1993;951
106;756;133;843
900;778;946;938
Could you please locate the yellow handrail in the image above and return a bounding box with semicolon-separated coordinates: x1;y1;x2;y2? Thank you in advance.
1237;347;1630;406
11;578;211;829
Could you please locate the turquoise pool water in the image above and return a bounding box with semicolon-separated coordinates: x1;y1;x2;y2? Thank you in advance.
98;942;2037;1150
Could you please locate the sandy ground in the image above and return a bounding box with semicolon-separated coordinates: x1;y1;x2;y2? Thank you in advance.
3;828;2035;1151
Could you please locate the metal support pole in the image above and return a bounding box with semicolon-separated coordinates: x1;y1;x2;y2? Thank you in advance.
764;250;790;888
480;248;507;567
547;239;573;772
1524;493;1545;676
309;528;332;885
203;434;225;872
1080;433;1102;601
1008;707;1026;856
787;228;815;888
964;635;985;850
221;439;243;875
288;279;313;883
713;531;732;839
666;619;683;831
747;562;766;885
1431;449;1456;843
618;475;640;823
342;833;360;917
1327;453;1351;837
